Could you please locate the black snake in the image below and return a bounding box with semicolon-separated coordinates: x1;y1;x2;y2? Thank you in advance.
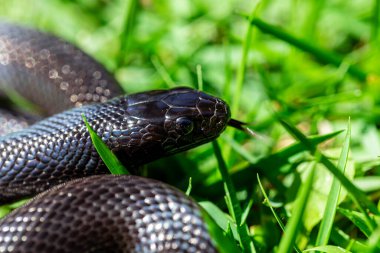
0;22;236;252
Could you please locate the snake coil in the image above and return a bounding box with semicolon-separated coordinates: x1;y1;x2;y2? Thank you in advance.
0;22;231;252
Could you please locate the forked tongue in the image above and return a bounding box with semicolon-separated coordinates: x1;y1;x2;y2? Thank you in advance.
227;119;262;139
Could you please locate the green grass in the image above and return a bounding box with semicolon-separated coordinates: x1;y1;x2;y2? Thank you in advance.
82;114;130;175
0;0;380;252
316;120;351;247
277;160;316;253
212;140;256;252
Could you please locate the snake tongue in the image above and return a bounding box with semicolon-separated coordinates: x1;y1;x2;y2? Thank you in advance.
227;119;259;138
227;119;246;131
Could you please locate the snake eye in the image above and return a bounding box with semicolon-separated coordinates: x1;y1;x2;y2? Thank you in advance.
175;117;194;135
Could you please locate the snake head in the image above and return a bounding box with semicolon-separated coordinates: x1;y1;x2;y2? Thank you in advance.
111;87;230;166
160;87;231;153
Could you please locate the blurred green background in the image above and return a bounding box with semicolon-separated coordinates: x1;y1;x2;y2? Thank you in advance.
0;0;379;252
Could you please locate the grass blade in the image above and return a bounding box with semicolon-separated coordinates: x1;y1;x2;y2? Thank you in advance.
151;56;176;88
316;120;351;246
372;0;380;43
199;207;242;253
203;130;344;199
199;201;238;239
82;114;129;175
277;163;316;253
212;140;255;253
224;3;260;161
250;18;367;81
278;118;379;219
0;199;28;219
331;227;370;252
304;245;352;253
185;177;192;196
257;174;286;232
338;208;373;238
231;9;255;118
257;174;302;253
240;195;254;227
222;130;343;168
367;225;380;253
301;0;325;40
117;0;138;67
196;64;203;91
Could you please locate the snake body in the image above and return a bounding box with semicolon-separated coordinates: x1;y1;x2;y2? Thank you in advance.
0;175;217;253
0;22;230;252
0;22;123;115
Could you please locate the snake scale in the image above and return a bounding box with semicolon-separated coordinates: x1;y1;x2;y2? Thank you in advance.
0;22;234;252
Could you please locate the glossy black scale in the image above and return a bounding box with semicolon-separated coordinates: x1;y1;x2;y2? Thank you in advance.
0;22;230;252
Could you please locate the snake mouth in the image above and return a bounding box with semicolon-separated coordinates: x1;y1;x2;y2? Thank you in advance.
163;119;255;155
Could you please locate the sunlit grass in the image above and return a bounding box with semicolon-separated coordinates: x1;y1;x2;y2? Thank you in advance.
0;0;379;252
82;114;130;175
